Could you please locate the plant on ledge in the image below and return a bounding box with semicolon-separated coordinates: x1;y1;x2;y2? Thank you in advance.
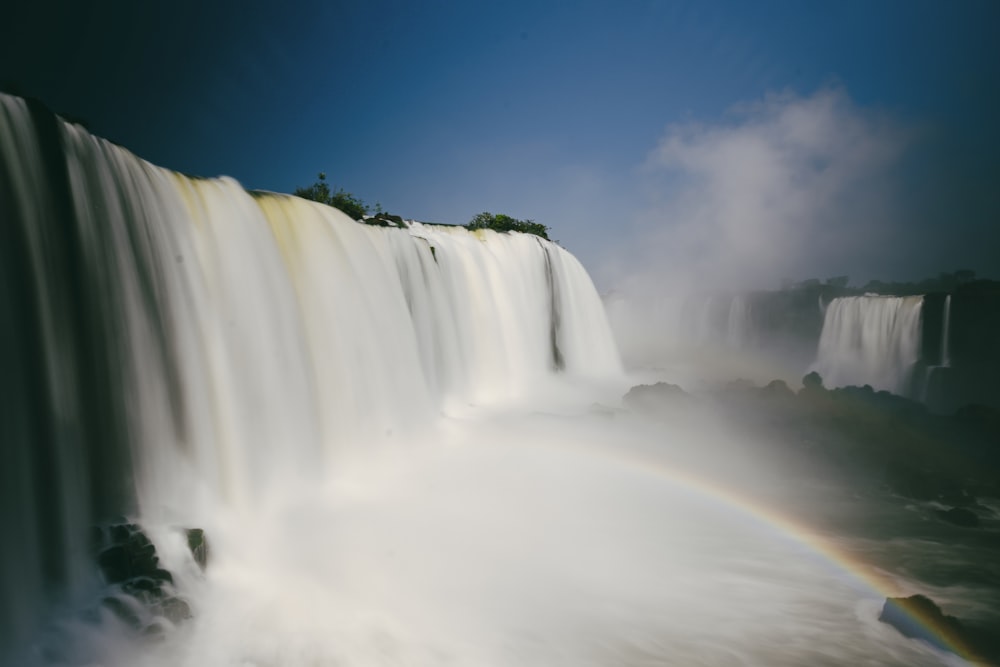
294;173;369;220
465;212;550;240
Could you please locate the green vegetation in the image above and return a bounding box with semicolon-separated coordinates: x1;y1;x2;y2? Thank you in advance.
294;173;369;220
780;270;983;295
465;212;550;240
365;211;407;229
292;175;552;239
859;270;978;296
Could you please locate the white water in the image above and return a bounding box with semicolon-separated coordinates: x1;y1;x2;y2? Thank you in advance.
0;95;964;666
0;92;622;660
811;296;924;395
941;295;952;367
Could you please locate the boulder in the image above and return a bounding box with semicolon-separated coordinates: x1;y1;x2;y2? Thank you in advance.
879;595;965;654
186;527;209;570
761;379;795;398
883;460;936;501
623;382;690;414
935;507;979;528
92;521;199;635
879;594;999;663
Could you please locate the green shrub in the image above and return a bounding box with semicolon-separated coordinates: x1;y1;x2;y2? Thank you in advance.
465;212;549;240
294;173;369;220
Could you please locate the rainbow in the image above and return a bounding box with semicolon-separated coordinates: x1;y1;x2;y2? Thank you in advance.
574;435;981;664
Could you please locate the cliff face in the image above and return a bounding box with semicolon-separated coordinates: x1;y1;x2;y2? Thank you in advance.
678;283;999;411
944;283;1000;410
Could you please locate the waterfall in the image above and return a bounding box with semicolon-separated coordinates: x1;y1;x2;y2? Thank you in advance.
670;294;754;351
940;294;951;367
810;295;923;395
725;294;752;349
0;93;621;658
920;294;954;408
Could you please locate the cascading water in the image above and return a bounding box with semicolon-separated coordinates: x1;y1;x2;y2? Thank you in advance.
811;295;924;395
2;95;981;667
921;294;954;407
940;294;952;367
0;93;622;663
725;294;752;350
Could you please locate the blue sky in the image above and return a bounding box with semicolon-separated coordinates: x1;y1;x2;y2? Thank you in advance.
3;0;998;287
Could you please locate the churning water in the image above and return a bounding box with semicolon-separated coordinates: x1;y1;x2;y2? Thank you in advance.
0;93;984;666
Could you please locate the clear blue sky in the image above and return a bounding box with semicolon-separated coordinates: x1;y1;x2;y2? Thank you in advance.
3;0;998;287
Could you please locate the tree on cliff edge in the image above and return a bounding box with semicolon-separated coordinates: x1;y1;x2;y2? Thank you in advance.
465;212;550;240
294;173;369;220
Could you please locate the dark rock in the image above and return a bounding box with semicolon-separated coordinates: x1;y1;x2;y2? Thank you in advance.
142;621;167;640
150;568;174;585
879;595;963;653
955;404;1000;441
95;523;165;583
122;576;163;598
157;596;192;624
883;458;979;507
623;382;690;414
186;527;209;570
935;507;980;527
761;379;794;398
127;541;159;573
91;521;197;636
109;523;134;544
97;545;130;583
802;371;824;390
884;460;936;501
938;480;977;507
879;595;998;662
364;212;407;228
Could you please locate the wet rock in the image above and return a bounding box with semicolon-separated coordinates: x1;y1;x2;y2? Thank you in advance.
186;527;209;570
122;576;161;596
142;621;168;640
935;507;980;527
363;212;407;228
95;523;165;584
801;371;824;392
157;596;192;624
879;595;964;653
761;379;795;398
623;382;690;414
879;595;999;663
938;481;977;508
883;459;979;506
97;545;130;583
150;568;174;585
884;460;937;501
92;521;195;637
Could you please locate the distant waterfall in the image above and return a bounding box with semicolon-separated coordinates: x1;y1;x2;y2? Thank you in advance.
811;296;923;395
676;294;754;350
920;294;954;407
725;295;752;349
940;294;952;367
0;93;621;658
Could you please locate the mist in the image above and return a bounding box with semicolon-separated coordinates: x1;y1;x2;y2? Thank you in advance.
600;87;916;381
30;390;975;667
4;73;999;667
605;87;910;290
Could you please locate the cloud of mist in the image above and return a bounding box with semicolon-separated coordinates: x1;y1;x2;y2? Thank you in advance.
598;86;919;377
603;86;911;295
